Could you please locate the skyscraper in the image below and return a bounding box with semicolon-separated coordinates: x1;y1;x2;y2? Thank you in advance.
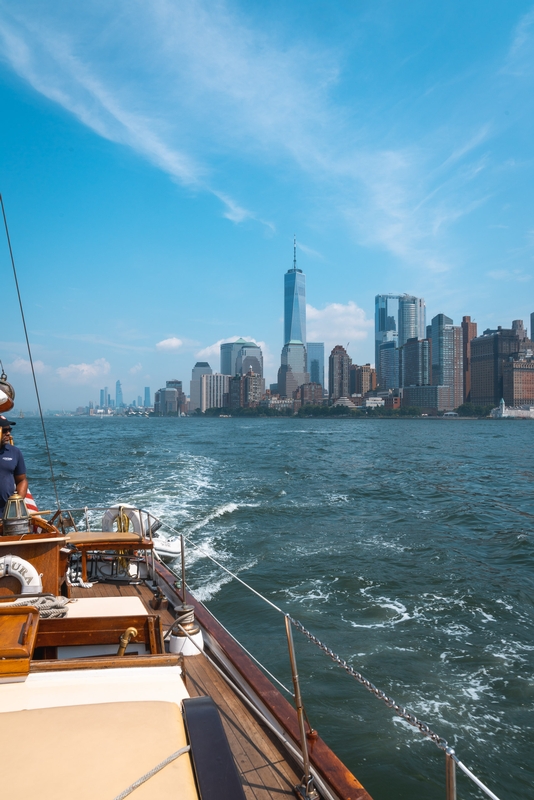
116;380;123;408
284;237;306;346
99;388;105;408
531;311;534;342
278;342;309;397
375;295;398;380
399;338;431;387
236;343;263;377
307;343;325;387
190;362;212;412
461;316;477;403
398;295;426;347
329;345;351;401
144;387;151;408
200;374;230;412
431;314;463;408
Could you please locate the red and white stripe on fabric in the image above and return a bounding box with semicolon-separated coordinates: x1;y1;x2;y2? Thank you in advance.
25;490;38;513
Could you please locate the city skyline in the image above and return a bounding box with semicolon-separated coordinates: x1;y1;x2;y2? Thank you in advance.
2;3;534;408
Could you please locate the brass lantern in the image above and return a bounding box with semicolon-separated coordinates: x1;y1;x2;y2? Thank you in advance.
2;493;31;536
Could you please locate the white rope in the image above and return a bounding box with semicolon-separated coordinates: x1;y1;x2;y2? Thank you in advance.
113;745;190;800
0;596;71;618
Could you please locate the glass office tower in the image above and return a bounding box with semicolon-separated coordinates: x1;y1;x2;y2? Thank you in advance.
307;342;324;387
284;240;306;346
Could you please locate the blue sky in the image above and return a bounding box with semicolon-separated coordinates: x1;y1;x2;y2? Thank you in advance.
1;1;533;408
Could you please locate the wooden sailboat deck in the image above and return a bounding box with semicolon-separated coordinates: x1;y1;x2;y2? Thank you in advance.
70;580;301;800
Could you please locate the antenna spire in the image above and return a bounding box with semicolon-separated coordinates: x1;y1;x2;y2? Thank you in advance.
293;234;297;270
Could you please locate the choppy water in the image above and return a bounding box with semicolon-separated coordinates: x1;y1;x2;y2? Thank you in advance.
17;416;534;800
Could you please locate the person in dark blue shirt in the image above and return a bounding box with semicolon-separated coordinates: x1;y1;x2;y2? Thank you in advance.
0;417;27;516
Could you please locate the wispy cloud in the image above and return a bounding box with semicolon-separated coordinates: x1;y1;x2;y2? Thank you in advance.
487;269;531;283
0;2;516;270
129;363;142;374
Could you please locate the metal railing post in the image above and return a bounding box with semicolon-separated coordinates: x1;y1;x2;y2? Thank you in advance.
181;534;186;602
446;748;457;800
284;615;318;800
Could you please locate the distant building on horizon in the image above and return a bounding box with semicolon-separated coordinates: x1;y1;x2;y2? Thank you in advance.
284;237;306;347
329;345;351;401
190;362;212;412
431;313;463;409
278;341;309;398
471;321;533;406
399;337;431;388
200;373;230;413
461;316;477;403
307;343;324;389
116;380;123;408
144;387;151;408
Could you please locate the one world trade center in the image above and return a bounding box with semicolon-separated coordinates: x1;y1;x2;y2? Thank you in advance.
284;237;306;345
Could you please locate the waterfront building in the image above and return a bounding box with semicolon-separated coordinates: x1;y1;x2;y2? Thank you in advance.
307;343;325;388
154;387;178;415
144;387;151;408
284;237;306;346
470;323;533;406
402;385;452;412
236;343;263;377
378;336;399;390
200;373;230;412
104;386;108;408
503;354;534;406
491;398;534;419
296;382;324;405
166;380;186;413
431;314;463;408
227;371;265;409
278;341;309;398
350;363;377;395
461;316;477;403
116;380;123;408
190;362;212;413
329;345;351;401
399;337;431;387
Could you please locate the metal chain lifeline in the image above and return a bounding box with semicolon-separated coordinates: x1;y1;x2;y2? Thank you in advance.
288;615;450;753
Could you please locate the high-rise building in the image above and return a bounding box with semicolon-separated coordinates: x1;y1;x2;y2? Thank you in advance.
236;343;263;377
154;387;178;415
190;362;212;412
461;316;477;403
431;314;463;408
399;337;431;387
378;332;399;390
200;374;230;412
137;395;142;407
227;371;265;409
166;380;186;413
99;388;105;408
350;364;377;395
278;341;309;397
103;387;108;409
144;387;151;408
297;383;324;405
503;354;534;406
329;345;351;401
531;311;534;342
398;295;426;347
284;237;306;346
375;295;398;381
307;343;324;388
470;323;533;406
116;380;123;408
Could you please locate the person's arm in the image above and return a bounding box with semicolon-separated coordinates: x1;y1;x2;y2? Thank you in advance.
15;473;28;498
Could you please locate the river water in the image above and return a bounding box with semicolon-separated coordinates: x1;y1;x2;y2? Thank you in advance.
17;416;534;800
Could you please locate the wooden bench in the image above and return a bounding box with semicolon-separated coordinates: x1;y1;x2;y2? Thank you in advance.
67;530;154;581
35;613;164;655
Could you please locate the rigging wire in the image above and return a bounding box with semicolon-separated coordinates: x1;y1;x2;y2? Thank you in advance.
0;194;62;513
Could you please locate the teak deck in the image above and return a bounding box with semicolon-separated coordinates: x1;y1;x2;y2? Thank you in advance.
70;581;300;800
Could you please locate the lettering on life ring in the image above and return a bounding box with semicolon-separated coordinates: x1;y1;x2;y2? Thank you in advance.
0;554;43;594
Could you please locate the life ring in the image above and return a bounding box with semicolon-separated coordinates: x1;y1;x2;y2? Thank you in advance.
0;554;42;594
102;504;145;535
